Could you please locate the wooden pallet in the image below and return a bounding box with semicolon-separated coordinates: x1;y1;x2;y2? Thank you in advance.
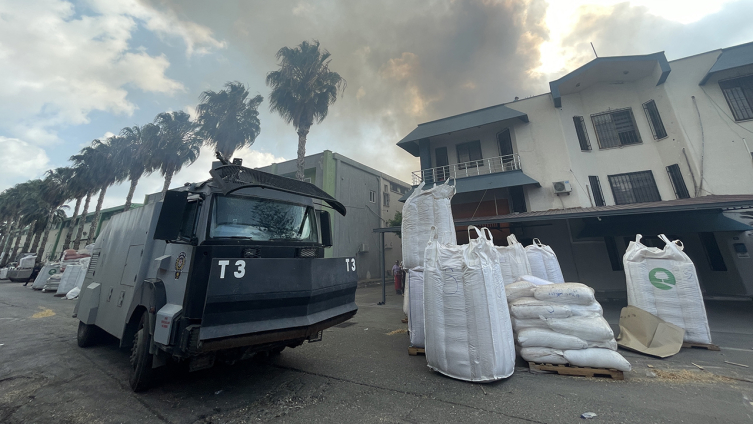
682;342;721;351
401;318;408;323
528;362;624;380
408;346;425;356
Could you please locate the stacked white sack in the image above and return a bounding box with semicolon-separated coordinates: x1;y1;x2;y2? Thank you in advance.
507;280;631;372
623;234;712;344
424;226;515;382
55;257;90;296
401;180;457;269
494;234;532;285
407;267;425;348
525;239;565;283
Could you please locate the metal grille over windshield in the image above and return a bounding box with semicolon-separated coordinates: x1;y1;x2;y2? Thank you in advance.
210;196;316;241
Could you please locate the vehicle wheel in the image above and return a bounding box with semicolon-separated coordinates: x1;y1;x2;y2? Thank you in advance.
129;312;154;392
77;321;99;348
269;346;285;356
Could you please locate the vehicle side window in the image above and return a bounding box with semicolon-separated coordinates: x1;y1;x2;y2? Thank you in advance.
178;201;200;241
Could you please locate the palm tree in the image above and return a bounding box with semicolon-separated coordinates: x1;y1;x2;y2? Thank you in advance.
85;137;127;245
152;111;202;194
63;166;92;249
0;184;23;265
266;40;346;180
18;179;47;254
196;82;263;160
70;146;101;249
36;168;74;261
118;123;159;211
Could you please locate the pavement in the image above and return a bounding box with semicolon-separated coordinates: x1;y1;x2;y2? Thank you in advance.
1;278;753;424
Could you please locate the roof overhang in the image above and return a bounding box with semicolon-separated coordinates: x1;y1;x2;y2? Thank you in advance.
455;195;753;226
699;41;753;85
578;210;753;237
397;104;529;157
399;170;540;202
549;52;671;108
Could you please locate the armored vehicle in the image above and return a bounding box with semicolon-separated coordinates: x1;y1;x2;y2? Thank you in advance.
75;161;358;391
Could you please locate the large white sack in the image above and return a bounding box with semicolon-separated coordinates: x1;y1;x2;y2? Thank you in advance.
588;339;618;351
65;287;81;300
494;234;532;285
0;268;7;279
403;275;409;316
511;317;549;331
401;180;457;269
407;267;425;348
31;265;60;289
525;239;565;283
516;328;588;350
568;301;604;317
542;316;614;343
55;259;88;296
563;348;631;372
520;347;568;365
509;297;572;320
533;283;595;305
517;275;554;286
505;280;535;302
424;226;515;382
18;255;36;268
623;234;712;345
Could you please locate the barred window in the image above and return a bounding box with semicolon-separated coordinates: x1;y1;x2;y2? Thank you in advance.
642;100;667;139
719;75;753;121
588;175;605;206
591;109;642;149
608;170;661;205
666;164;690;199
573;116;591;151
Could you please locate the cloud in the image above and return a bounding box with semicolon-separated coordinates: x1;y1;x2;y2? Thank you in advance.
0;0;223;149
0;137;50;189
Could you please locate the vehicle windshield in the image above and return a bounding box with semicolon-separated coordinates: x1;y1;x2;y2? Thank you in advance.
209;195;317;241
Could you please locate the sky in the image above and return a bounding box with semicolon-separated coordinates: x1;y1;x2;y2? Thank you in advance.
1;0;752;214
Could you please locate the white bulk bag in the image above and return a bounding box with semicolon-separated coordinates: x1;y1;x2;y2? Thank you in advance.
424;226;515;382
541;316;615;343
401;180;457;269
533;283;596;305
516;328;588;350
55;264;85;296
525;239;565;283
32;265;59;289
517;275;554;286
623;234;712;344
403;282;409;316
495;234;532;285
407;267;425;348
520;347;568;365
18;254;36;269
509;298;572;320
0;268;7;279
563;348;631;372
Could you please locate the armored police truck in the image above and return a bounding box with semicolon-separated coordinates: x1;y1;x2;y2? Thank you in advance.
75;161;358;391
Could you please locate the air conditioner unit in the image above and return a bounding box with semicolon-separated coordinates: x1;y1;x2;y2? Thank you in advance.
553;180;572;195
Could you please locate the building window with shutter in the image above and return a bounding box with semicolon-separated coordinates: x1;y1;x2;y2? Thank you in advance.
666;164;690;199
591;108;642;149
719;75;753;121
589;175;605;206
456;140;483;169
573;116;591;151
369;190;376;203
608;170;661;205
642;100;668;139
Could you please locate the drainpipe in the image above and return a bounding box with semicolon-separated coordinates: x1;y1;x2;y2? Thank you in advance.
692;96;705;196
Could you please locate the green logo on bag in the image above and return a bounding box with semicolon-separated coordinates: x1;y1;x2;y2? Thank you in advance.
649;268;676;290
48;269;57;275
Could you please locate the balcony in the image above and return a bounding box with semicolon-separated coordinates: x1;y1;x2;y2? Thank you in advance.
411;154;522;185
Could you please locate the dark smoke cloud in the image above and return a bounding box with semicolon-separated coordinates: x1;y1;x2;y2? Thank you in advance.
146;0;550;182
559;0;753;71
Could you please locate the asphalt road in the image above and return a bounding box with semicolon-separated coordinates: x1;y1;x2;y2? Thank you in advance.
1;279;753;424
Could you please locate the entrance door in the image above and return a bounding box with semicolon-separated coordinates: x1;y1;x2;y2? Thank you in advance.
435;147;449;182
497;129;514;170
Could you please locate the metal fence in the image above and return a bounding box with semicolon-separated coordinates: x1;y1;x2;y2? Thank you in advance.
411;154;522;185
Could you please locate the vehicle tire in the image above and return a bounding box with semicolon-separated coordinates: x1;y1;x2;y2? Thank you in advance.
269;346;285;356
77;321;99;348
129;312;154;392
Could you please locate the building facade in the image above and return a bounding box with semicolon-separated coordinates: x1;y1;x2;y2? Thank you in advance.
397;42;753;298
258;150;411;281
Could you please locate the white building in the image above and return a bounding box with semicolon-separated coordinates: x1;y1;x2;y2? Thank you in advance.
397;42;753;298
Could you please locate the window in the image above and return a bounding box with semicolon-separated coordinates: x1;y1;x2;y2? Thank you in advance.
699;232;727;271
369;190;376;203
591;108;642;148
608;171;661;205
209;195;316;242
384;184;388;192
456;140;483;168
666;164;690;199
719;75;753;121
588;176;605;206
573;116;591;150
390;182;408;195
642;100;667;139
383;192;390;207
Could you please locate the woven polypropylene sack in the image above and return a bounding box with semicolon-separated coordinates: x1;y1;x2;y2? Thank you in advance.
541;316;615;343
495;234;532;285
520;347;568;365
407;267;425;348
401;181;457;269
563;348;631;372
516;328;588;350
509;297;572;320
623;234;712;344
533;283;595;305
525;239;565;283
505;280;535;302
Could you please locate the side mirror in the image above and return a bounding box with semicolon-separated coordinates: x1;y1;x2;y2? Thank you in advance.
319;210;333;247
154;191;188;241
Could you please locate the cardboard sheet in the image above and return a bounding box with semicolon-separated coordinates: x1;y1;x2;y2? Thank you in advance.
616;306;684;358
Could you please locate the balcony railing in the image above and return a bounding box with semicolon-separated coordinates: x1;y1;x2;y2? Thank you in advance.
411;154;522;185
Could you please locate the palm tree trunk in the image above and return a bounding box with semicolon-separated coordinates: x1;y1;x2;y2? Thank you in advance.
75;192;92;249
124;177;140;212
21;220;36;253
162;168;174;196
29;228;42;256
296;128;309;181
1;218;17;266
11;224;24;261
87;187;107;245
36;209;56;261
64;197;82;248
